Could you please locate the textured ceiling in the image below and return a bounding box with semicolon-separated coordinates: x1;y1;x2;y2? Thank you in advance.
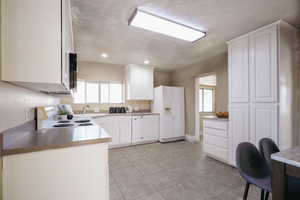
71;0;300;70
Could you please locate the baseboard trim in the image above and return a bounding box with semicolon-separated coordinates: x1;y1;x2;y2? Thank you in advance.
185;135;198;143
159;136;185;143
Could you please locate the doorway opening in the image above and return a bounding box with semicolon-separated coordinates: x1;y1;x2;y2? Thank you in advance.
195;73;217;140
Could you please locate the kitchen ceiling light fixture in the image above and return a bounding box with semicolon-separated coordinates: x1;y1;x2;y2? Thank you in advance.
101;53;108;58
129;9;206;42
144;60;150;64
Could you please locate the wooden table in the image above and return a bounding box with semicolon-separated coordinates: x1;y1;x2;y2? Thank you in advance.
271;147;300;200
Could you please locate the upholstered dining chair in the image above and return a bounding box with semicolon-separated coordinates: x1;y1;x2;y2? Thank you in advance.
259;138;300;200
236;142;271;200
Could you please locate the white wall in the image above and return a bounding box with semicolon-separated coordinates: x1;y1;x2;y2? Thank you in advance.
0;82;59;132
154;70;172;87
77;61;124;82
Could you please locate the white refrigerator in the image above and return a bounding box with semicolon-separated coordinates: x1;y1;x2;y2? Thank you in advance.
152;86;185;142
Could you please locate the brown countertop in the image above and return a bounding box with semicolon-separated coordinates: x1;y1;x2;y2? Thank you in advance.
77;112;160;118
1;121;111;156
202;115;229;121
271;146;300;168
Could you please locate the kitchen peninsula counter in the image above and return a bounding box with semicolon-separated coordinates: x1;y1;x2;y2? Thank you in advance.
1;120;111;200
1;121;111;156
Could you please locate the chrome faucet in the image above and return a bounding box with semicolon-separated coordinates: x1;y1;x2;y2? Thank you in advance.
81;105;90;114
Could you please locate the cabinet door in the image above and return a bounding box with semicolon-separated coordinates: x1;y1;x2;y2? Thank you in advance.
126;65;154;100
250;104;278;146
95;117;119;147
229;104;250;166
249;25;278;103
228;36;249;103
1;0;62;83
118;116;132;145
132;116;143;143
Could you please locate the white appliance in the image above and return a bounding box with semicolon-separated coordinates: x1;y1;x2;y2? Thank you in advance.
152;86;185;142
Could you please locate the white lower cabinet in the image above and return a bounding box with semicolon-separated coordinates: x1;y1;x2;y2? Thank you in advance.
132;115;159;144
94;116;119;147
119;116;132;145
229;104;250;166
94;116;132;148
250;104;278;146
3;143;109;200
228;103;279;166
203;119;229;164
94;114;160;148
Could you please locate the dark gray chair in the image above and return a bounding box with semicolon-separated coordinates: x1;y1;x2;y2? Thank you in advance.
259;138;300;200
259;138;279;170
236;142;271;200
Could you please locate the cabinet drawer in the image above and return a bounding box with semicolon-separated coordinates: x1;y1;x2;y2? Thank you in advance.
204;143;228;162
204;134;228;149
204;120;228;130
204;127;228;138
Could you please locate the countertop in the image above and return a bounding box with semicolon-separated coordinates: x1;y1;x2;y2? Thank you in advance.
202;116;229;121
1;113;159;156
271;146;300;168
77;112;160;119
1;121;112;156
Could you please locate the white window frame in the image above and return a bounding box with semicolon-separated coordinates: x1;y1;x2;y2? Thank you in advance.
86;81;100;104
99;82;110;104
73;80;125;104
199;85;216;113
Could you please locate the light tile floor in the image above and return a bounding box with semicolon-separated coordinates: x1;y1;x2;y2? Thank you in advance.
109;141;264;200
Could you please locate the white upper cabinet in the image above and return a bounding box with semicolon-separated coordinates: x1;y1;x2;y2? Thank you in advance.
228;36;249;103
249;25;278;103
126;64;154;100
1;0;74;93
250;104;278;146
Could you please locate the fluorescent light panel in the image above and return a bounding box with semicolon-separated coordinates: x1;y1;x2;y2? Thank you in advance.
101;53;108;58
129;9;206;42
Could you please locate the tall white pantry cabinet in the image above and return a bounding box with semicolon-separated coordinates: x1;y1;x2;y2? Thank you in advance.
227;21;299;166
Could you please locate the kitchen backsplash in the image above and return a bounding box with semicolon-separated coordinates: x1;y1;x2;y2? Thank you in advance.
60;97;151;113
0;81;59;132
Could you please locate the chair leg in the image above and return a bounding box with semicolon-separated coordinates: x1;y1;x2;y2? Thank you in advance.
243;182;250;200
261;189;265;200
265;192;269;200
